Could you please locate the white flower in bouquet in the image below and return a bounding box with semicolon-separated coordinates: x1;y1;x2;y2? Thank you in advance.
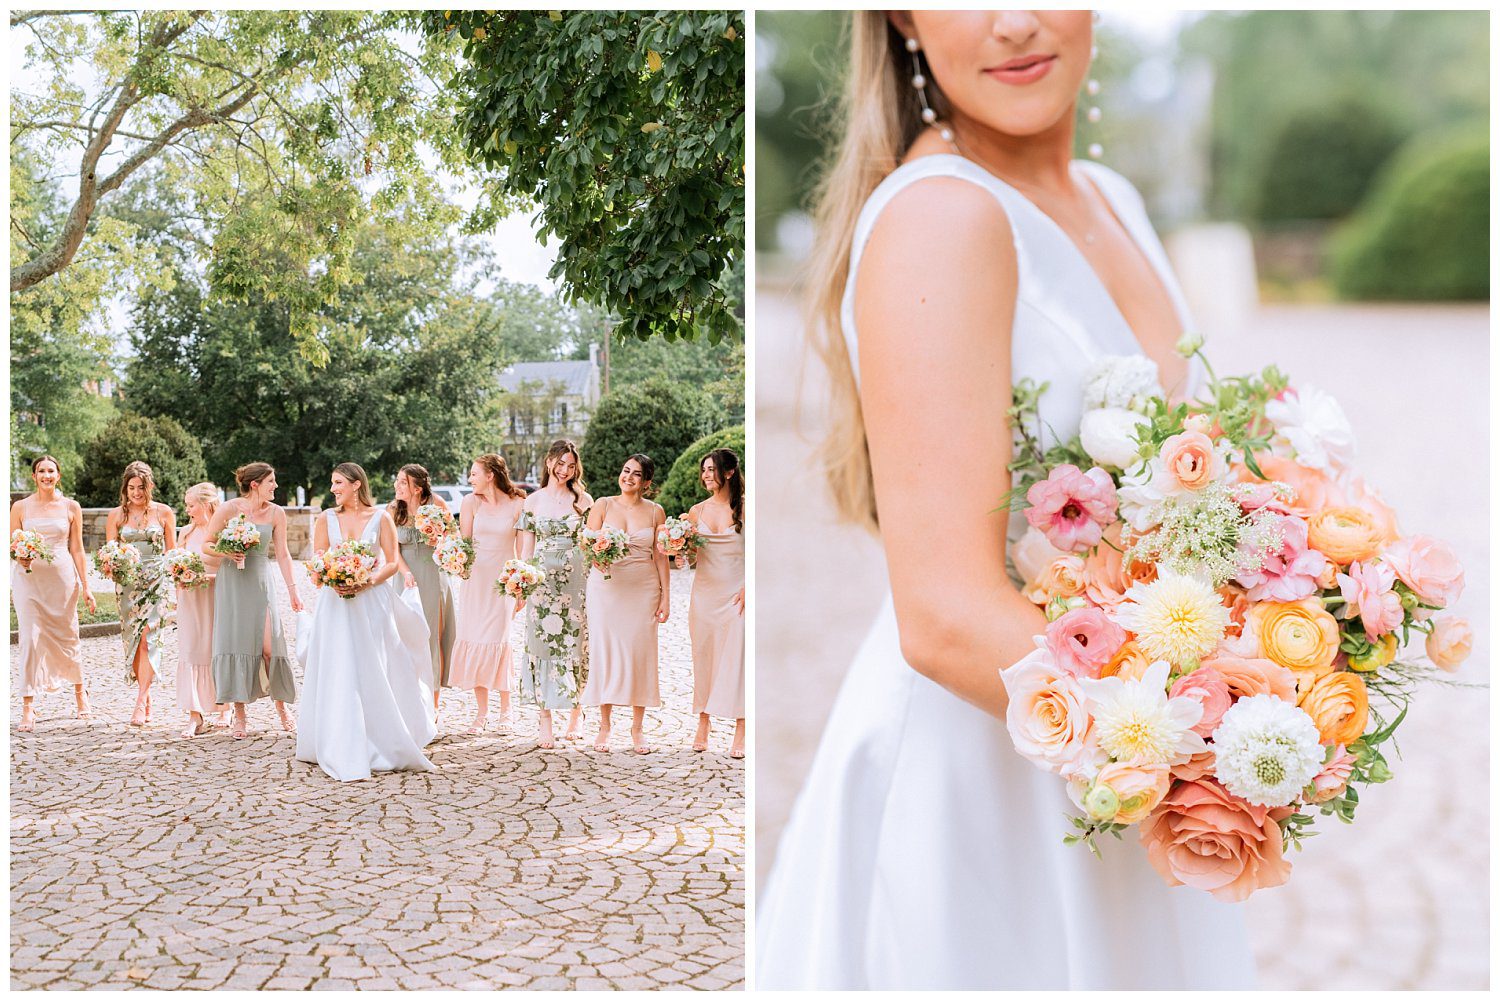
1079;407;1151;470
1080;662;1205;766
1114;572;1230;667
1009;526;1067;589
1264;384;1357;473
1115;457;1170;533
1081;355;1162;413
1209;694;1325;807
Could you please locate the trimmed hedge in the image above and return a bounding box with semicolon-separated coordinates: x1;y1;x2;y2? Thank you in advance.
74;414;209;510
1329;126;1489;300
656;425;745;518
580;379;720;499
1252;100;1403;222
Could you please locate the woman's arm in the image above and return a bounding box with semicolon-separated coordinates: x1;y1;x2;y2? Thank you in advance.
104;507;121;543
458;494;476;539
854;177;1045;716
516;496;537;561
68;501;97;613
157;503;177;550
586;495;606;531
369;514;400;589
386;502;416;584
652;503;669;623
272;507;303;612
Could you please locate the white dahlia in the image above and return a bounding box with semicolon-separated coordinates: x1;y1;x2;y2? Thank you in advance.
1208;694;1325;807
1114;572;1230;666
1080;662;1205;766
1264;384;1357;473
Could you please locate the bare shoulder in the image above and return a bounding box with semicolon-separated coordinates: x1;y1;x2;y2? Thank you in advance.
649;499;666;523
862;171;1015;286
578;490;596;510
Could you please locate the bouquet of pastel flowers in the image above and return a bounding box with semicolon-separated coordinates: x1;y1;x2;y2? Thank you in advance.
495;557;546;602
93;540;142;587
10;529;55;572
310;540;378;599
656;516;701;564
579;526;631;579
413;504;456;547
211;513;262;558
162;548;209;589
998;340;1471;902
432;534;475;579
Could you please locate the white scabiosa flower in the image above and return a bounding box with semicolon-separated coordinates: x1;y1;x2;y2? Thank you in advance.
1082;355;1163;413
1264;385;1357;473
1080;662;1205;766
1209;694;1325;807
1079;408;1150;470
1114;572;1231;666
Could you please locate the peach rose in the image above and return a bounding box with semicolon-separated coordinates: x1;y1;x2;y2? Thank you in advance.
1029;555;1088;603
1383;535;1465;608
1160;430;1220;492
1239;453;1338;519
1083;523;1156;610
1089;762;1172;825
1098;640;1154;681
1013;526;1068;593
1306;746;1355;804
1299;671;1369;745
1169;666;1232;738
1138;778;1293;902
1001;649;1100;773
1308;507;1385;565
1219;585;1252;639
1172;749;1217;783
1245;598;1340;675
1201;652;1299;704
1315;558;1339;591
1426;617;1473;672
1339;475;1401;544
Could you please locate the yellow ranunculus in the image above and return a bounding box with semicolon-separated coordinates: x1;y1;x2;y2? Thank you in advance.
1246;597;1340;674
1300;672;1370;745
1308;507;1386;565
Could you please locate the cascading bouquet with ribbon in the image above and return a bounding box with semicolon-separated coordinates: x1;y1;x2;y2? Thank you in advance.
998;336;1472;902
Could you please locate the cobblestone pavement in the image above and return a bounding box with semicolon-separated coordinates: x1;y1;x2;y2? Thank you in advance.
12;566;745;991
756;282;1488;989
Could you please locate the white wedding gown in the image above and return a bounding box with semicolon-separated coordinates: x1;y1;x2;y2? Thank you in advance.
295;509;438;782
756;155;1258;989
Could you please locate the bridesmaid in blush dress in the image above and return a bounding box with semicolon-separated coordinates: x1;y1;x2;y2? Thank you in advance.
683;448;746;759
387;464;455;711
175;482;228;738
582;454;669;755
104;460;177;727
448;453;527;734
10;455;95;731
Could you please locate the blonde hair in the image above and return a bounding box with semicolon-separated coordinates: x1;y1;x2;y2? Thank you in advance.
184;482;220;516
805;14;941;533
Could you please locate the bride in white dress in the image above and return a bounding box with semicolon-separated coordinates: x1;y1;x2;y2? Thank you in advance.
757;12;1256;989
295;462;437;782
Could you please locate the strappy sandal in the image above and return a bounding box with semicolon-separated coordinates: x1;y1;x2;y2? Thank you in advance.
593;729;611;753
730;747;746;760
17;714;35;733
231;707;249;740
275;703;296;733
631;729;653;755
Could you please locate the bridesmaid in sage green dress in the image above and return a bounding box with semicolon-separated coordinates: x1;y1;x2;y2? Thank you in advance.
388;463;456;711
104;460;177;728
204;462;305;739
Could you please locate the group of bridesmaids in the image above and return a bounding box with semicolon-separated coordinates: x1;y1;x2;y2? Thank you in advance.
10;439;747;758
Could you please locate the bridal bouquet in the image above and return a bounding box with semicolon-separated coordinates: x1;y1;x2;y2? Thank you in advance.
211;514;262;558
10;529;54;572
432;534;475;579
413;504;455;547
656;516;701;564
579;526;631;579
311;540;378;598
495;558;546;602
93;540;141;587
998;341;1471;902
162;548;209;589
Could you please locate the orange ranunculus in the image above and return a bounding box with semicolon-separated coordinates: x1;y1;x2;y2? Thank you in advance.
1307;507;1386;565
1245;597;1340;675
1299;671;1369;745
1098;639;1153;680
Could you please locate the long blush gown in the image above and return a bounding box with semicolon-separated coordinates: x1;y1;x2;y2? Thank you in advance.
12;514;83;698
581;521;661;709
174;524;221;715
448;500;520;692
756;155;1257;989
689;523;744;719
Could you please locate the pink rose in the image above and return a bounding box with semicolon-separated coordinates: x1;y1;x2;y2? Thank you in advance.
1336;561;1403;640
1426;617;1473;672
1200;651;1299;704
1383;535;1465;608
1138;778;1293;902
1169;666;1233;738
1000;648;1101;774
1024;464;1118;553
1234;514;1324;602
1159;430;1220;492
1045;607;1128;679
1306;746;1355;804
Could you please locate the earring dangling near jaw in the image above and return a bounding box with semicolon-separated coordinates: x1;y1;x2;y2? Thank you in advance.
906;38;955;145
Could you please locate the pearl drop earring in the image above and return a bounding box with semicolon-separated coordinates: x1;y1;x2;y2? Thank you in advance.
1085;20;1103;159
906;37;954;145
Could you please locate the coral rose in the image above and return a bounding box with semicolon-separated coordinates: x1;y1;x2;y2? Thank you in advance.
1001;648;1100;773
1239;453;1338;519
1426;617;1473;672
1024;464;1119;553
1219;585;1252;639
1201;652;1299;704
1299;672;1369;745
1138;778;1293;902
1089;762;1172;825
1172;749;1217;783
1306;746;1355;804
1159;430;1221;492
1308;507;1386;565
1084;522;1156;610
1045;607;1128;679
1246;598;1340;675
1383;535;1465;608
1169;666;1233;738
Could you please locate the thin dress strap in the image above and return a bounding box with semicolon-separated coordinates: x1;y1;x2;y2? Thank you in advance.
325;508;342;545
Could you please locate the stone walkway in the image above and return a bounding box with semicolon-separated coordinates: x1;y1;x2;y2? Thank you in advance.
11;567;745;991
754;283;1488;989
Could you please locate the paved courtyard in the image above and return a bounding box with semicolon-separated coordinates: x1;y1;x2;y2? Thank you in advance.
755;279;1488;989
11;566;745;991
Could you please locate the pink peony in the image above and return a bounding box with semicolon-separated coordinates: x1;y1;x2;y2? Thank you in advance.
1001;648;1102;774
1306;746;1355;804
1336;561;1403;640
1159;430;1221;492
1383;535;1465;609
1138;778;1293;902
1169;666;1233;738
1045;607;1128;679
1426;617;1473;672
1024;465;1118;553
1235;513;1325;602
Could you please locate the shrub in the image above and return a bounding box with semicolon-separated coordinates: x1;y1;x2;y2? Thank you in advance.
656;425;745;518
1329;126;1488;300
580;379;720;500
74;414;209;510
1252;100;1404;223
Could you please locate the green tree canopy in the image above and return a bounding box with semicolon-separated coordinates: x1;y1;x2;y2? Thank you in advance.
74;413;208;510
431;10;745;344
